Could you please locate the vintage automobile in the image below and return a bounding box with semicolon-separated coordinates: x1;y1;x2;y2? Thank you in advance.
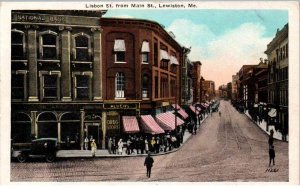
12;138;58;163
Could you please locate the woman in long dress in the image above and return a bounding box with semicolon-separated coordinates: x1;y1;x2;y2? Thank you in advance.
118;139;124;155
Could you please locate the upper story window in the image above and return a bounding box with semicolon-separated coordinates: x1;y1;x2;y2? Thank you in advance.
39;71;61;100
141;41;150;64
73;33;91;61
39;31;59;59
115;72;125;98
11;71;27;100
114;39;126;63
72;72;92;100
11;29;25;59
142;74;150;99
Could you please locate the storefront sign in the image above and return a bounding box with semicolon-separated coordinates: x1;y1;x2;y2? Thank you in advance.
162;101;170;106
106;111;120;131
12;13;66;24
104;103;138;109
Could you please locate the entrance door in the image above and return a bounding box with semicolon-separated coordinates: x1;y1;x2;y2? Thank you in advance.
85;122;102;148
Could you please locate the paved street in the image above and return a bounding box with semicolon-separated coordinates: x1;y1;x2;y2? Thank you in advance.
11;100;288;182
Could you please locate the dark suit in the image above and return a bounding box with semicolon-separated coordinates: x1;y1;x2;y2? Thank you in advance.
144;156;154;178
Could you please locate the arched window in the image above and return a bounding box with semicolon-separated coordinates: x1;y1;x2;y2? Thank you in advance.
39;31;59;59
142;74;150;99
115;72;125;98
73;33;91;61
37;112;58;138
11;29;25;59
11;113;31;143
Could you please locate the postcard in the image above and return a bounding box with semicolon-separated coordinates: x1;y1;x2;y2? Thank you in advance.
0;1;299;185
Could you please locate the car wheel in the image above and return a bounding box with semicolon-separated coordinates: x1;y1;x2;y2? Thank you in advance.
46;154;55;162
17;153;27;163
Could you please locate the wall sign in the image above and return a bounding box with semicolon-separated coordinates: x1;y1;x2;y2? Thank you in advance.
12;13;66;24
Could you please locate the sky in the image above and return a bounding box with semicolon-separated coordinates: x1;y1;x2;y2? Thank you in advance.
104;9;288;88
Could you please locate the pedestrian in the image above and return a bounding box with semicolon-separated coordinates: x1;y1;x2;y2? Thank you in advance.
155;137;160;153
193;123;197;135
268;130;274;149
91;139;97;157
112;137;116;154
219;111;221;117
145;137;149;154
108;137;112;154
140;136;145;154
150;137;156;152
144;153;154;178
127;138;132;155
269;145;275;166
118;139;124;155
84;136;89;150
66;136;70;149
89;136;94;150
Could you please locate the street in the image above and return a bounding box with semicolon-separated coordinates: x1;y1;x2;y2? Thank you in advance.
11;100;288;182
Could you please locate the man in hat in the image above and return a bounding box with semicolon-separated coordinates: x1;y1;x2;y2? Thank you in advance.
144;153;154;178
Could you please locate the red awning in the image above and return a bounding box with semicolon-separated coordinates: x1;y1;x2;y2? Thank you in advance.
189;105;199;115
156;112;184;131
172;104;189;119
141;115;165;135
122;116;140;133
178;109;189;119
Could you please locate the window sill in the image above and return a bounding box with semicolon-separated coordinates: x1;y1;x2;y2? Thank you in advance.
114;61;127;64
114;97;126;100
142;62;149;65
38;59;60;62
142;98;150;100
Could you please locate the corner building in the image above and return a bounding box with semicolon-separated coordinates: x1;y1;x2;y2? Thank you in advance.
11;11;183;150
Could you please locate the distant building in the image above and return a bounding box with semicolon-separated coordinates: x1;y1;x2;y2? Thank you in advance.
238;65;256;109
265;23;288;140
203;80;215;101
232;74;239;100
192;61;202;104
181;47;193;105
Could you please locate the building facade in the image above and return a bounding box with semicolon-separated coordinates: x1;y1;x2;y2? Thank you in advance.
265;24;288;140
181;47;193;106
232;74;239;101
203;80;215;101
11;10;185;149
192;61;202;104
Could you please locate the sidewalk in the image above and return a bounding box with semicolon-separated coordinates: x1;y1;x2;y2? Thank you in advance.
244;110;288;142
56;114;209;158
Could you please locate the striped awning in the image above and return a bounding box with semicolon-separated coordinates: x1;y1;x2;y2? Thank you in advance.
156;112;184;131
141;115;165;135
122;116;140;133
189;105;199;115
170;56;179;65
160;49;170;61
114;39;126;51
178;109;189;119
172;104;180;110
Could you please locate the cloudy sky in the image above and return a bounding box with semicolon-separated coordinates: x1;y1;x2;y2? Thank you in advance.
104;9;288;88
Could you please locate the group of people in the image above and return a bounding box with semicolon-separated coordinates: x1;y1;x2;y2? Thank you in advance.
107;132;185;155
83;136;97;157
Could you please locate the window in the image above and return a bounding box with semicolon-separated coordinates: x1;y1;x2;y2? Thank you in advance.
141;41;150;64
39;31;58;59
11;72;26;100
142;75;149;99
154;41;158;66
39;71;60;100
75;75;90;99
114;39;126;63
286;43;288;58
11;29;25;59
115;72;125;98
155;74;158;98
73;34;91;61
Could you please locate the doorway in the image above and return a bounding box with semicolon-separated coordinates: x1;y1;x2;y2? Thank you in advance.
85;122;102;148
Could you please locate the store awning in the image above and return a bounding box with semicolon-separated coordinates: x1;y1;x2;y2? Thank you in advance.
178;109;189;119
160;49;170;61
114;39;126;51
189;105;199;115
268;108;277;117
141;115;165;135
170;56;179;65
172;104;180;110
122;116;140;133
156;112;184;131
141;41;150;52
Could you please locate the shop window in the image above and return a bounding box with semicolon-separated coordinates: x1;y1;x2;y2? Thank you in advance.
11;29;25;59
39;71;60;100
11;72;26;100
114;39;126;63
60;113;80;148
73;73;92;100
115;72;125;98
37;112;58;138
142;75;150;99
73;33;91;61
39;31;58;59
11;113;31;143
